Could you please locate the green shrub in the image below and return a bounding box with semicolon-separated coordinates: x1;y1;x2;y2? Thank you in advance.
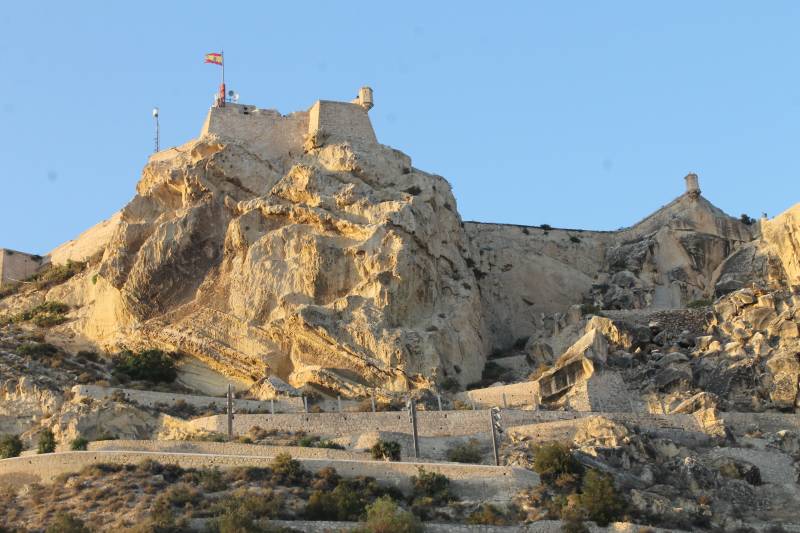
37;428;56;454
687;298;713;309
70;437;89;451
297;435;345;450
112;349;178;383
10;301;70;328
0;435;23;458
29;260;86;291
466;503;508;525
360;496;422;533
45;511;89;533
532;442;582;481
200;467;228;492
579;469;625;526
270;453;306;484
370;439;402;461
445;438;483;464
305;475;397;522
411;467;454;505
16;342;59;358
540;224;553;231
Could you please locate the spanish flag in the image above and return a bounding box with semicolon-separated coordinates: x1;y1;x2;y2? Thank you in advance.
204;53;223;65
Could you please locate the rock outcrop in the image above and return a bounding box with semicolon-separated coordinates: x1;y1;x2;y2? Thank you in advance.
52;103;487;395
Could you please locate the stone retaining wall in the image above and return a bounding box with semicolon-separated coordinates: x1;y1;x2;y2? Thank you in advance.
181;409;710;438
86;439;370;461
72;384;304;413
0;451;537;501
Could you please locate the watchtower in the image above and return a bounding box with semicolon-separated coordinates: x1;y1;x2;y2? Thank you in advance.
684;173;700;198
351;86;374;111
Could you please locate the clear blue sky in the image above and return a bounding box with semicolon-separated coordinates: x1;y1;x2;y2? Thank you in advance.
1;2;798;254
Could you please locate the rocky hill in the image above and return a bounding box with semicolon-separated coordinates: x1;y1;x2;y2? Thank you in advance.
1;92;799;405
2;90;800;532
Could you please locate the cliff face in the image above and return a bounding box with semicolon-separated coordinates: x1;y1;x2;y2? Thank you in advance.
465;191;759;352
80;120;486;394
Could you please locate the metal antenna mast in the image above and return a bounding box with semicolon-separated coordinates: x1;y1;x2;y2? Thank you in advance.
152;107;160;152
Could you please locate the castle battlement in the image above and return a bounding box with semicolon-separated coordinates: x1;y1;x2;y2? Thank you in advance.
199;87;377;162
0;248;44;287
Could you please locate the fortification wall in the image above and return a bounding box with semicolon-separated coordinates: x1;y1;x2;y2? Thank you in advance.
72;385;304;413
0;249;43;286
179;409;711;439
48;212;122;265
0;451;537;501
200;104;309;162
309;100;377;145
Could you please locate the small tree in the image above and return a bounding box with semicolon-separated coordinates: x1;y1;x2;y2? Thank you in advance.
532;442;581;482
411;467;454;505
579;470;625;526
38;428;56;454
0;434;23;458
70;437;89;451
360;496;422;533
370;439;402;461
270;452;307;484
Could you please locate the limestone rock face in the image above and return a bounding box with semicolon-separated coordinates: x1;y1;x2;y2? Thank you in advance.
78;123;486;394
761;203;800;287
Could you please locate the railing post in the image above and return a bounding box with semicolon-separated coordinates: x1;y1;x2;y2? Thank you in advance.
407;399;419;460
436;394;443;411
490;406;502;466
226;384;234;441
270;399;275;415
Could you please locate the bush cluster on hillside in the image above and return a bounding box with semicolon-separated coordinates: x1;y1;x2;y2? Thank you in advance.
112;349;178;383
370;439;402;461
525;441;625;528
0;434;23;458
3;301;70;328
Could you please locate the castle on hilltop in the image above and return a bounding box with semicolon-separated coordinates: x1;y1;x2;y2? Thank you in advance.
199;86;378;163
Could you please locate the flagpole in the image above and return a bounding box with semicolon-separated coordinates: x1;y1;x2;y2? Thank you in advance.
221;49;225;93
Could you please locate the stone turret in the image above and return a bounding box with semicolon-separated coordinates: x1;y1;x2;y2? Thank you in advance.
684;173;700;198
352;86;374;111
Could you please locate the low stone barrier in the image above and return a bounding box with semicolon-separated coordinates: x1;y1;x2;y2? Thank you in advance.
0;451;537;501
86;439;370;461
208;519;679;532
72;384;304;413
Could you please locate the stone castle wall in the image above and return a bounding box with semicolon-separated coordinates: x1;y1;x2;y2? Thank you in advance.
200;104;309;162
308;100;377;145
0;249;43;286
198;98;377;165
